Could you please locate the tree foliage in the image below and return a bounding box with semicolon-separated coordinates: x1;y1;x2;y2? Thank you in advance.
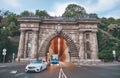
98;17;120;61
88;13;98;18
20;10;34;17
0;10;13;16
62;4;87;18
6;13;19;36
0;29;18;62
35;10;49;17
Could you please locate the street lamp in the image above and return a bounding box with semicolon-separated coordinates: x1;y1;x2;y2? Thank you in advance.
2;48;7;63
112;50;116;61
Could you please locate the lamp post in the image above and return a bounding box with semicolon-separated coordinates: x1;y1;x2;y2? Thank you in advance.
2;48;7;63
112;50;116;61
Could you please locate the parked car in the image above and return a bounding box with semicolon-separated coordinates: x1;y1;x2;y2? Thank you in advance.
25;60;47;72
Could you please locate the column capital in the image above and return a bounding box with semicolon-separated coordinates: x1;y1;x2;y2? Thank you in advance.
91;30;98;33
32;28;39;32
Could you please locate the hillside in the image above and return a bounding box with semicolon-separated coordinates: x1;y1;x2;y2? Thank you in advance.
97;18;120;61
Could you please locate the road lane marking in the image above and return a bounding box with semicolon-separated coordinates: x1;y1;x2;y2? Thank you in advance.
58;68;67;78
15;73;25;76
10;70;17;74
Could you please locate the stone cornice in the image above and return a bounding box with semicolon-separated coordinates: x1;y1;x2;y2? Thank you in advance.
18;18;41;23
77;18;101;24
18;17;100;25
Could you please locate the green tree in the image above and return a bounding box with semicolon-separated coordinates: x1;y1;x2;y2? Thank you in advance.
98;17;120;62
5;13;19;36
20;10;34;17
0;16;2;27
88;13;98;18
7;22;19;36
35;10;49;17
6;13;18;26
0;10;13;16
0;28;18;62
62;4;87;18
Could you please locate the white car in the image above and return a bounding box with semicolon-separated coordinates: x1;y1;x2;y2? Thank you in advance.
25;60;48;72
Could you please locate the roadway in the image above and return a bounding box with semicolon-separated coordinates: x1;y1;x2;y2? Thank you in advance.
0;62;120;78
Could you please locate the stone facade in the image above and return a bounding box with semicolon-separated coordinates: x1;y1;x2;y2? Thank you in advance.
17;17;100;63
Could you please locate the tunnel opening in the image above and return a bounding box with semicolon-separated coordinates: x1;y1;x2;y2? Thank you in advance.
46;36;70;62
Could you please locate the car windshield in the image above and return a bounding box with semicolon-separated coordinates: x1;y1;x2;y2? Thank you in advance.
31;60;42;64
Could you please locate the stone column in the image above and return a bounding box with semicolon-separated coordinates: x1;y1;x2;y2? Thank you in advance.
17;30;25;61
31;30;39;59
79;32;85;59
91;32;98;60
24;32;29;58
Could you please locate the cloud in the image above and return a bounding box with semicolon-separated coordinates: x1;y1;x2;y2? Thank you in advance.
82;0;120;13
2;0;21;8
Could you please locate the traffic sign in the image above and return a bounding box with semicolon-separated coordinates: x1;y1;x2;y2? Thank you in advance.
2;51;6;55
2;48;7;63
112;50;116;55
3;48;7;52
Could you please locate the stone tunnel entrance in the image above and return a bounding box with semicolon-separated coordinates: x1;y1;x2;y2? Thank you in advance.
46;36;70;62
40;32;79;63
17;17;100;64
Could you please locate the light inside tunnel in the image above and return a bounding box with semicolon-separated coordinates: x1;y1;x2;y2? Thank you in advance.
48;36;70;62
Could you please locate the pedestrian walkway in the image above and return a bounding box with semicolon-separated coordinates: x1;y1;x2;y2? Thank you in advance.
96;61;120;66
0;61;29;68
79;61;120;66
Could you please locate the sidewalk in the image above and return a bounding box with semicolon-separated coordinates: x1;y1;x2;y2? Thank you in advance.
80;61;120;66
97;61;120;66
0;61;29;67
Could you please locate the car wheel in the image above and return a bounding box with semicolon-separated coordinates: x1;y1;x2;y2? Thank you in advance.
36;69;40;72
25;69;28;73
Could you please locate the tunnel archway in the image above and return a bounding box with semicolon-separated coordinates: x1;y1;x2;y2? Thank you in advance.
47;36;70;62
39;32;79;62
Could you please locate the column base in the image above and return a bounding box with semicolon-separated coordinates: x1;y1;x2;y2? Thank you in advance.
79;59;101;65
71;57;101;65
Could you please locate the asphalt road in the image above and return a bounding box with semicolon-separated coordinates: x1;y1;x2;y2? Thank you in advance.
0;63;120;78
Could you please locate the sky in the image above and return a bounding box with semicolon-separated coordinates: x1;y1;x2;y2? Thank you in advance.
0;0;120;18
